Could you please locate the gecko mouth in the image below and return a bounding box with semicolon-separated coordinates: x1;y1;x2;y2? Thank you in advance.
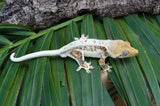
135;50;139;55
130;49;139;57
128;48;139;57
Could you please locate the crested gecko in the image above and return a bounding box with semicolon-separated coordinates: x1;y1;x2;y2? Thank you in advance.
10;34;138;73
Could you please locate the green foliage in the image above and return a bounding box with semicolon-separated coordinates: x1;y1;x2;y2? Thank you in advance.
0;1;4;11
0;14;160;105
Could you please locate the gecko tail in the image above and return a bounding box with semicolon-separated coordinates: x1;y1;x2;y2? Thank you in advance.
10;50;61;62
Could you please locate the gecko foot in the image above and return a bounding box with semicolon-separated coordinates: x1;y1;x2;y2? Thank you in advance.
103;65;112;72
83;62;94;73
77;61;94;73
80;34;88;40
101;63;112;73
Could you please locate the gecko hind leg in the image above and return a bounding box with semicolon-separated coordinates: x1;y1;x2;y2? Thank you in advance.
99;57;112;72
68;50;94;73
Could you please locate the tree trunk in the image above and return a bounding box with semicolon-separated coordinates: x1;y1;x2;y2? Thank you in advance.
0;0;160;28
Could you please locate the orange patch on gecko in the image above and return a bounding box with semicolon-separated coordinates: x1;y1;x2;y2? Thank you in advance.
86;48;90;51
75;46;107;53
90;47;93;51
99;58;105;65
82;63;88;68
70;51;82;59
94;46;101;50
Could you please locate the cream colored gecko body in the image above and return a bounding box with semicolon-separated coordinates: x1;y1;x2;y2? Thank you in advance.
10;34;138;73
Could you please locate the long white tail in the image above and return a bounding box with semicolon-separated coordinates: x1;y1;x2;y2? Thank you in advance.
10;50;61;62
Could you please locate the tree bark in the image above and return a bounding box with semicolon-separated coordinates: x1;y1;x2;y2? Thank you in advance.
0;0;160;28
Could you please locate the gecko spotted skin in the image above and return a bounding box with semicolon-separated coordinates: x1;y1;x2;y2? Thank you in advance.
10;34;139;73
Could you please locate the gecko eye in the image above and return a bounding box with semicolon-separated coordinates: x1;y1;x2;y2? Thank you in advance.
123;51;129;56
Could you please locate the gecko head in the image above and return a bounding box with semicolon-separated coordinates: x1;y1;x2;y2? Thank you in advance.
108;40;139;58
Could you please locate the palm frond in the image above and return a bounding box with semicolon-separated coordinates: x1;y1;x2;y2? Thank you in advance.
0;13;159;105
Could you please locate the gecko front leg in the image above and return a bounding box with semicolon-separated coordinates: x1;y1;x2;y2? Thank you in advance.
99;56;112;72
68;50;94;73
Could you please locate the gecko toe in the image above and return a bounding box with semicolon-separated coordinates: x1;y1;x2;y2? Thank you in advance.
86;35;89;38
76;66;82;71
90;66;94;69
86;70;91;74
76;68;80;72
88;62;91;65
74;37;79;41
106;62;109;65
108;69;112;72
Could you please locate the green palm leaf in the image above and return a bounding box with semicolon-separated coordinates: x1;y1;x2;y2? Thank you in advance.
0;13;159;106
